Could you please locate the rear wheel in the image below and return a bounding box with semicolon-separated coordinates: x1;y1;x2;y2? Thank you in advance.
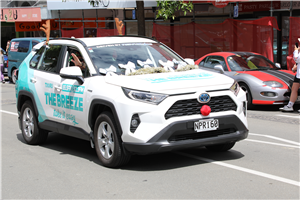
10;68;18;84
239;83;253;109
94;111;131;168
20;101;48;145
205;142;235;152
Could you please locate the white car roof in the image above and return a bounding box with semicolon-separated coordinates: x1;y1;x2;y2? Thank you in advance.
76;36;156;47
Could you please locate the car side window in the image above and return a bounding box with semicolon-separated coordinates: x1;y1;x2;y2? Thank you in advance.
38;45;62;73
29;46;46;69
198;57;207;66
66;47;90;78
204;56;228;71
17;41;30;53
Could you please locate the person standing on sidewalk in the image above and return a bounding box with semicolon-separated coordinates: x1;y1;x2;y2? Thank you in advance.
280;44;300;112
0;50;5;83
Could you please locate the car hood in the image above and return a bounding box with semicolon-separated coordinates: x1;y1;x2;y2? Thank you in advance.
104;69;234;94
237;69;295;89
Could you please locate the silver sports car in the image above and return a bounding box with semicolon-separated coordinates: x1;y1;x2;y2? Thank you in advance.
195;52;297;108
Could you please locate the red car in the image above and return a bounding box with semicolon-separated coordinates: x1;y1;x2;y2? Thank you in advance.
195;52;297;108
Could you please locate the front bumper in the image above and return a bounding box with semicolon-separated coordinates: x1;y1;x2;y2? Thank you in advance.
123;115;248;154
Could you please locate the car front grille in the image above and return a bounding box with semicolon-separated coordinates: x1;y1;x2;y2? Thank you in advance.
168;128;236;142
165;96;237;120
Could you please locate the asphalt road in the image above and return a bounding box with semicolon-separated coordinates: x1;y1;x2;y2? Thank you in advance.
1;81;299;199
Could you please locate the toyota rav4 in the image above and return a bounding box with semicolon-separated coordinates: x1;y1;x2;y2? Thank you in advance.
15;36;248;167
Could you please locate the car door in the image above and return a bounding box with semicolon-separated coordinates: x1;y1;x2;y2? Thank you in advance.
57;44;92;130
29;44;65;124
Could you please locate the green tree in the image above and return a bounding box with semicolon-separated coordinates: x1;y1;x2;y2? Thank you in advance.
156;0;193;20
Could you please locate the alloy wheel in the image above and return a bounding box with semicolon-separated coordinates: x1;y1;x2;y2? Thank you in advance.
97;121;114;159
22;107;35;138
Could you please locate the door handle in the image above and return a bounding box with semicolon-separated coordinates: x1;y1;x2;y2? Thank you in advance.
30;78;37;83
55;85;62;92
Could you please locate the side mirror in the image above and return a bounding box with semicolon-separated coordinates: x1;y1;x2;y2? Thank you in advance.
214;64;224;74
275;63;281;68
184;58;195;65
60;67;84;85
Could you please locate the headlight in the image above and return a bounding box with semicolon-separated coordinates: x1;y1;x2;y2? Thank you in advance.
230;81;240;96
263;81;283;88
122;88;168;105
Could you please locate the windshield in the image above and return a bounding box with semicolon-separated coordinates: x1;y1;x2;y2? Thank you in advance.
241;55;277;70
227;55;251;71
87;42;185;75
227;55;277;71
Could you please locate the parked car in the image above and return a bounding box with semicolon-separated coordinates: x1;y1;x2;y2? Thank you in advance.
195;52;297;108
7;37;46;83
15;36;248;167
1;47;8;76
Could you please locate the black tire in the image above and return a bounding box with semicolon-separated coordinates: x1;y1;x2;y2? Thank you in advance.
239;83;253;109
20;101;48;145
94;111;131;168
11;68;18;84
205;142;235;152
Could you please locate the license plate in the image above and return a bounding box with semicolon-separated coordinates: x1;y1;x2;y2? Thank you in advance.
4;68;7;72
194;119;219;132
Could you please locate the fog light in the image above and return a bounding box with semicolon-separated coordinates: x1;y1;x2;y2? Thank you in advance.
131;119;139;127
130;114;140;133
260;92;277;97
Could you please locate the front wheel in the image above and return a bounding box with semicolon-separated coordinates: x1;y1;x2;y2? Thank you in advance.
94;111;131;168
205;142;235;152
20;101;48;145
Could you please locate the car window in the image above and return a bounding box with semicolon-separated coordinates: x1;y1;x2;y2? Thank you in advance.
32;41;39;48
29;46;46;69
88;42;184;75
10;41;19;52
66;47;90;78
17;41;30;53
227;56;250;71
204;56;228;71
38;45;62;73
198;57;207;66
246;56;276;69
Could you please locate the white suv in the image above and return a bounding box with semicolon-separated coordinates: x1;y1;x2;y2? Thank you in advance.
15;36;248;167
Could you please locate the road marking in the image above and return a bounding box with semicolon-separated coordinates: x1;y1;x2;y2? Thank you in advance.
249;133;300;146
175;152;300;187
1;109;299;186
246;139;300;149
0;110;18;116
276;114;300;119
